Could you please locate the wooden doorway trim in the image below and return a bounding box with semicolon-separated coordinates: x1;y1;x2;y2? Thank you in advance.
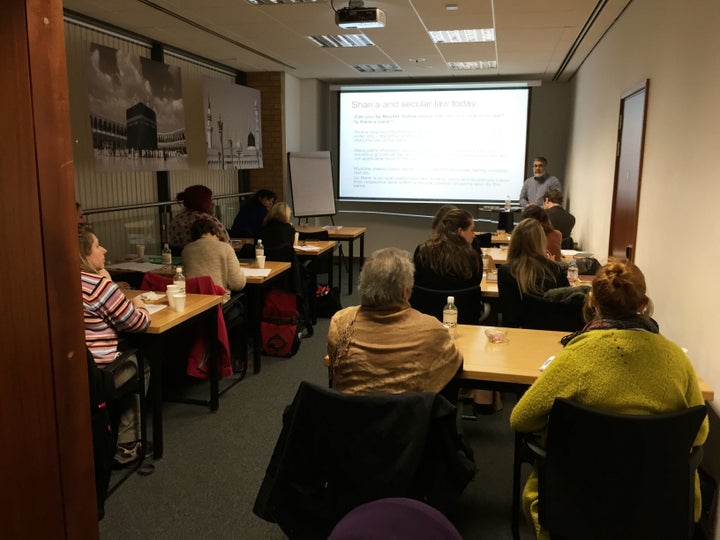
608;80;649;262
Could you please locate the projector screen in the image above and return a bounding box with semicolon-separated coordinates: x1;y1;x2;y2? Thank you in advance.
338;86;530;204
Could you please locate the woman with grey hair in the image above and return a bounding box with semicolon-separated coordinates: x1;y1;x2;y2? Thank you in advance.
326;248;463;395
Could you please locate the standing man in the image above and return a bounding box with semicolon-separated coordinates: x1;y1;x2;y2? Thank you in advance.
519;156;562;208
543;189;575;240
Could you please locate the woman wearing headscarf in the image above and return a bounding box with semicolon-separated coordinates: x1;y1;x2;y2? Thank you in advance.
169;185;230;251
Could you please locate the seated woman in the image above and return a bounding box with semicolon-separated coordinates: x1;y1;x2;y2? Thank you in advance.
79;225;150;466
182;218;246;301
169;185;230;252
498;218;569;327
510;260;709;540
414;208;483;290
326;248;463;396
231;188;276;238
519;205;562;261
258;201;295;261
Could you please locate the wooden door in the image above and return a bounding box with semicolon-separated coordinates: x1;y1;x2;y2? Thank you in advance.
1;0;98;536
608;81;649;261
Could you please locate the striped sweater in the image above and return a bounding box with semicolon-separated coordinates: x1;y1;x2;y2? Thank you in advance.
81;271;150;363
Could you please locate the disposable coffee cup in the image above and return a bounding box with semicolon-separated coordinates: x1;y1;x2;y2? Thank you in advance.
173;293;186;312
294;232;299;246
166;285;180;308
256;255;266;269
135;244;145;258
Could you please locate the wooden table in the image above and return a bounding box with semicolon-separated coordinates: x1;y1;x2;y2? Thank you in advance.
296;225;366;294
491;232;511;245
295;240;337;289
455;324;714;400
240;260;292;374
124;291;223;459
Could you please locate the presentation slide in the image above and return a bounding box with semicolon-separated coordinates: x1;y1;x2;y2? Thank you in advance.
338;87;529;203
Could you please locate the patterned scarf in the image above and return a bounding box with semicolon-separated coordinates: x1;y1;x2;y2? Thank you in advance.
560;315;659;347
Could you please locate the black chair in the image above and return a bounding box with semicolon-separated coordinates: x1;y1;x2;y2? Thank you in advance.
253;382;476;540
475;232;492;248
410;284;491;325
497;269;585;331
517;398;707;540
560;236;574;250
98;347;149;498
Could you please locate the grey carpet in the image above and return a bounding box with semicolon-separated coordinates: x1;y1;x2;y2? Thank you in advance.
99;262;533;539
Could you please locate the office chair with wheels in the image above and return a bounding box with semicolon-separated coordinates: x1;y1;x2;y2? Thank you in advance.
410;284;491;325
515;398;707;540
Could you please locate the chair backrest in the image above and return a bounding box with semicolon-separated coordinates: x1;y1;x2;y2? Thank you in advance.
520;292;585;331
298;229;330;241
410;284;486;325
538;398;707;540
475;232;492;248
253;382;475;539
328;497;462;540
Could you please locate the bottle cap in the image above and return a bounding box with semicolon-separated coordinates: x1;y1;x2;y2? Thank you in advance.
447;296;455;304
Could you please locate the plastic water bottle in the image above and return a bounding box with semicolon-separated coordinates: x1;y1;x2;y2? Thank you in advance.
173;266;186;294
443;296;458;340
504;195;511;212
161;242;172;269
567;260;579;285
255;239;264;259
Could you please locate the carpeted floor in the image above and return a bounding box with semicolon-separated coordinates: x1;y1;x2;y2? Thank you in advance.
99;262;533;539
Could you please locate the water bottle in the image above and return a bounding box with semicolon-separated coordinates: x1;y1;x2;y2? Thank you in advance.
567;260;579;285
173;265;186;294
255;239;264;259
443;296;458;340
504;195;511;212
161;242;172;269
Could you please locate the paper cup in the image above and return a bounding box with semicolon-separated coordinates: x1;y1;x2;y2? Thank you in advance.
135;244;145;258
172;293;186;312
256;255;266;269
166;285;180;308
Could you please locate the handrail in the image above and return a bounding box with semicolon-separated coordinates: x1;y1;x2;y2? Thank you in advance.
83;192;254;215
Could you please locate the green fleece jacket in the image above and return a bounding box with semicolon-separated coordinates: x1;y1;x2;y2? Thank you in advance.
510;329;709;540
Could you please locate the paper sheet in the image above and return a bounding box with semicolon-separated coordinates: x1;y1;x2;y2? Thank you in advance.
143;304;167;315
295;245;322;252
242;268;272;277
106;261;165;272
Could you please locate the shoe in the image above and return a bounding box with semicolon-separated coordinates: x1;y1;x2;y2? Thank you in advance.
113;440;153;468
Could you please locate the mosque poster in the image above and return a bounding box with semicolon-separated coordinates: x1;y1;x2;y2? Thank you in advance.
86;42;187;172
202;76;263;170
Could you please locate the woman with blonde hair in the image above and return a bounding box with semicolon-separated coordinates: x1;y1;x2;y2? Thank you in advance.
258;202;295;259
511;260;708;539
519;205;562;261
498;218;568;326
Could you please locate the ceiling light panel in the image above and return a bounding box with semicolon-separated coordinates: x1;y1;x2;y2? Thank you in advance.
307;34;375;48
429;28;495;43
447;60;497;70
354;64;402;73
248;0;326;5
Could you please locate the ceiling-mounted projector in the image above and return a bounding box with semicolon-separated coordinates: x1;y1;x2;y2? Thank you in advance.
335;6;386;29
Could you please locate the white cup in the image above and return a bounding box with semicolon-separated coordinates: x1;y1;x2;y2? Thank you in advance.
166;285;180;308
294;232;300;246
135;244;145;258
256;255;266;269
173;293;186;312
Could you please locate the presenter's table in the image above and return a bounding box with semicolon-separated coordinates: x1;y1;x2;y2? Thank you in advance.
296;226;366;294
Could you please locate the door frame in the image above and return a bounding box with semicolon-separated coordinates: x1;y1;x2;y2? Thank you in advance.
608;79;649;262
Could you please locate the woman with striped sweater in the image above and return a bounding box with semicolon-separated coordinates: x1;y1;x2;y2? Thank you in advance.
79;225;150;466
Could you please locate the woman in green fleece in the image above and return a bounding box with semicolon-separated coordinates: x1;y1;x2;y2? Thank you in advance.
510;260;708;540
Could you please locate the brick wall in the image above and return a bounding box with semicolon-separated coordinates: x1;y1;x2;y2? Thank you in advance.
246;72;286;199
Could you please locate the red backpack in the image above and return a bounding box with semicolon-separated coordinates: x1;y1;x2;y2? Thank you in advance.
261;289;301;357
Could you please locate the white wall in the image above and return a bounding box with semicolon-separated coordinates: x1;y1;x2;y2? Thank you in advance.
565;1;720;527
